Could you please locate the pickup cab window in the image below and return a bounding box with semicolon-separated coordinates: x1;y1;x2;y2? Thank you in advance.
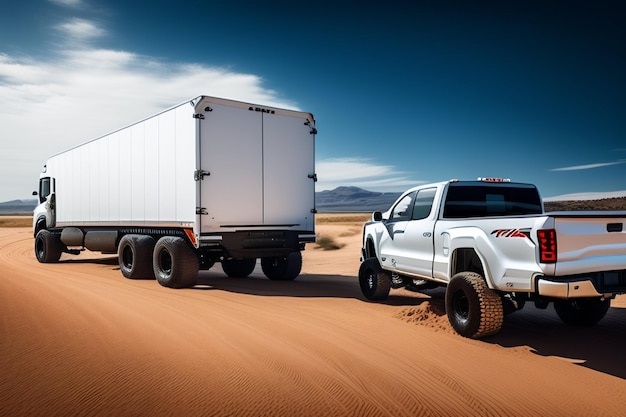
390;192;415;221
443;182;542;218
412;188;436;220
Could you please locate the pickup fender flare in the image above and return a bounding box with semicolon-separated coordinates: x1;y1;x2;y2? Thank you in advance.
363;228;383;257
442;228;500;290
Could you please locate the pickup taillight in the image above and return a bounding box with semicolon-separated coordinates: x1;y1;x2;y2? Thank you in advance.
538;229;557;263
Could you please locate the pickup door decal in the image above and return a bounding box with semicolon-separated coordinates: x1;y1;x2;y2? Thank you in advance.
491;229;528;238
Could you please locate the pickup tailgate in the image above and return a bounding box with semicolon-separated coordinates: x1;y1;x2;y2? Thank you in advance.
550;212;626;277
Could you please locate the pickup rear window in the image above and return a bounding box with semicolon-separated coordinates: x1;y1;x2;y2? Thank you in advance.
443;182;542;218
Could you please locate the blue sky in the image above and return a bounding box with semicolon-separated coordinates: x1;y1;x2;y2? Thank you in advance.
1;0;624;202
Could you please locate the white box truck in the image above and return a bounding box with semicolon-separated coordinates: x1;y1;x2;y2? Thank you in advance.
33;96;317;288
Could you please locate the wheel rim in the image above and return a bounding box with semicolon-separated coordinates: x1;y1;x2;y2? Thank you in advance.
159;249;172;275
122;245;134;269
367;270;376;290
453;291;470;324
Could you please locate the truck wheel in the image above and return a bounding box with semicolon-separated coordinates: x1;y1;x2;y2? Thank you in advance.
153;237;199;289
118;234;155;280
222;258;256;278
358;258;391;300
261;252;302;280
445;272;504;338
34;229;63;263
553;298;610;326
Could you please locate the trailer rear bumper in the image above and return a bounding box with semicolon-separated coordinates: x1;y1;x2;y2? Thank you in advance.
200;230;315;259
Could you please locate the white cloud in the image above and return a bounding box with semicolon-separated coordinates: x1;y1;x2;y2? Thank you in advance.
57;18;105;39
550;160;626;171
0;19;298;201
316;157;421;192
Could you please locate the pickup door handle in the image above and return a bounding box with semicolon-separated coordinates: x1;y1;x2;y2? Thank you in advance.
607;223;623;232
393;230;405;234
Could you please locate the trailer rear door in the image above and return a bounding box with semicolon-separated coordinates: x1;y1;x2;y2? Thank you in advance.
197;98;315;234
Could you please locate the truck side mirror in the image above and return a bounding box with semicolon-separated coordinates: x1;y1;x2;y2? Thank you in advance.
373;211;383;221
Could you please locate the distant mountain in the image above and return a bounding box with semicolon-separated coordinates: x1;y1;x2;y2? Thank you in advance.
0;199;37;215
544;197;626;212
543;190;626;202
316;187;400;213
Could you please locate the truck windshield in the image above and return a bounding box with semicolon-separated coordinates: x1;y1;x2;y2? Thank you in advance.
443;182;542;218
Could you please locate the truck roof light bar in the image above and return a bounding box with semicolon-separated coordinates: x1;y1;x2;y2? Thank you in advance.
477;177;511;182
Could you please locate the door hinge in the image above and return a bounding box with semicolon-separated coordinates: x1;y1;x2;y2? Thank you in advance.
308;173;318;182
310;208;318;214
193;113;205;119
196;207;208;215
194;170;210;181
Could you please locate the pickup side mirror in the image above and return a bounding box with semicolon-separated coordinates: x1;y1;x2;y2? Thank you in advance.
373;211;383;222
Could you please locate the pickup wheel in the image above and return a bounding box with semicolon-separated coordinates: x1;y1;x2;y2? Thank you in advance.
118;234;156;279
553;298;610;326
358;258;391;300
222;258;256;278
261;252;302;280
153;237;199;289
34;229;63;263
445;272;503;338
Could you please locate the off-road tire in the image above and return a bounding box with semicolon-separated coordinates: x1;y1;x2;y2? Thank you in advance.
358;258;391;300
118;234;156;280
222;258;256;278
261;252;302;281
445;272;504;338
34;229;63;263
153;237;199;289
553;298;610;326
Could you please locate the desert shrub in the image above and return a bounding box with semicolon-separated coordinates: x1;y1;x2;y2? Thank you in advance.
315;235;345;250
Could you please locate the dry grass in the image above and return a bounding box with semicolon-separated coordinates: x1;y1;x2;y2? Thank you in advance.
316;213;371;225
0;216;32;228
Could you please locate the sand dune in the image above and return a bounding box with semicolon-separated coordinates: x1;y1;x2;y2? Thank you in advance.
1;222;625;416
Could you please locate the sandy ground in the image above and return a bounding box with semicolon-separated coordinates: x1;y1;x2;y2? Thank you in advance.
1;217;625;416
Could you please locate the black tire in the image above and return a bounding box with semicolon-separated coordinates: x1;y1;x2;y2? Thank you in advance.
118;234;156;280
34;229;63;263
153;237;199;289
261;252;302;281
553;298;610;326
358;258;391;300
445;272;504;338
222;258;256;278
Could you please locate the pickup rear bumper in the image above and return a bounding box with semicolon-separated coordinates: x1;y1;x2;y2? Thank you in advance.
537;279;603;298
537;270;626;298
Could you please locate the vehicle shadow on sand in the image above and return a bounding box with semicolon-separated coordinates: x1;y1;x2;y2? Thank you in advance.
195;271;365;299
196;269;431;306
488;304;626;379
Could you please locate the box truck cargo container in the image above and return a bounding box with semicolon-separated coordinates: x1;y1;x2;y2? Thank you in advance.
33;96;317;288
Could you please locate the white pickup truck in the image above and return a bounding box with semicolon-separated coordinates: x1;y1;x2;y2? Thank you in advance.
359;178;626;338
